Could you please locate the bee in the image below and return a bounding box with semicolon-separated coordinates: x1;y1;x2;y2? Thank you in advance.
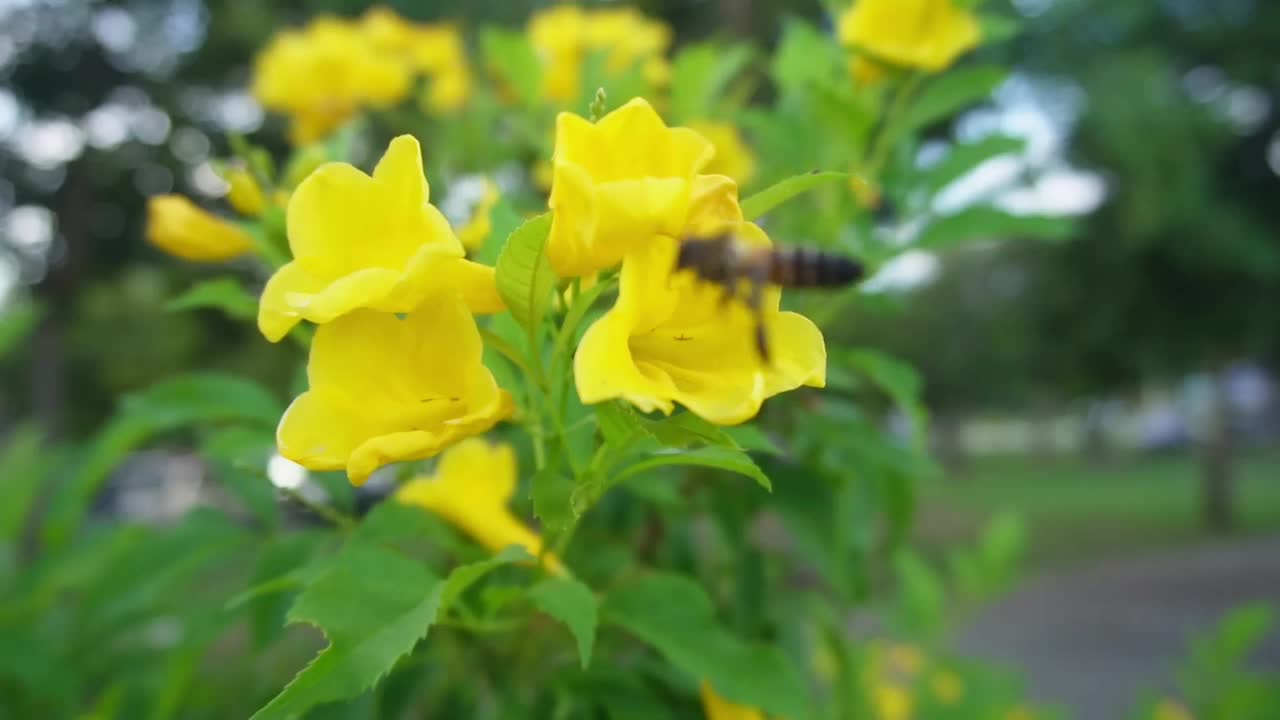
674;232;865;362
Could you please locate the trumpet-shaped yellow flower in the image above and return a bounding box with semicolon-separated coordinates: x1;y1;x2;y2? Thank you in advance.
547;98;714;278
687;121;757;185
146;195;254;263
252;17;411;144
838;0;981;73
574;223;826;425
223;165;267;217
396;439;563;573
257;135;503;343
277;298;513;485
359;8;472;113
701;681;767;720
457;179;501;252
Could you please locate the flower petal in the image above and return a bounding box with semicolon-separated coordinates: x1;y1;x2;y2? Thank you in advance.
258;261;329;342
372;134;429;208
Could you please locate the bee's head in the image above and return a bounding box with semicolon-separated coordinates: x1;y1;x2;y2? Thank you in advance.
829;255;866;285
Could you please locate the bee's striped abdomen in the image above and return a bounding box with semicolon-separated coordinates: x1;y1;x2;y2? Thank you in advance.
769;247;864;288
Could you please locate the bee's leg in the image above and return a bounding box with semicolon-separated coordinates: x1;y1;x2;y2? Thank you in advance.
747;265;770;364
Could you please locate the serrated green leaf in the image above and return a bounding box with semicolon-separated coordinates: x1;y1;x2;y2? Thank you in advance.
902;65;1007;132
615;446;770;491
529;577;598;668
603;574;808;718
165;277;258;320
495;213;557;340
251;544;443;720
915;206;1075;250
741;171;849;220
922;135;1027;194
595;401;650;446
479;29;543;108
644;412;738;450
532;467;575;536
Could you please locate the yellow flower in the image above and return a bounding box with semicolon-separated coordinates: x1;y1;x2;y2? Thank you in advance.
886;643;926;676
875;684;914;720
1153;698;1194;720
929;670;964;706
397;439;562;573
547;97;714;278
223;165;267;217
528;6;672;103
359;8;472;113
257;135;503;343
700;680;766;720
838;0;981;73
458;179;501;253
145;195;254;263
252;17;411;144
574;221;826;425
277;299;513;485
687;121;757;185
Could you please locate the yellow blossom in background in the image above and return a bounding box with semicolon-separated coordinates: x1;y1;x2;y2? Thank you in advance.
145;195;254;263
700;681;766;720
886;643;926;676
575;223;826;425
223;165;267;217
547;97;713;277
359;8;473;113
457;179;501;252
276;299;513;485
528;5;671;103
848;55;888;87
688;121;757;185
397;439;563;573
257;135;503;343
1153;698;1194;720
252;17;411;144
875;684;914;720
838;0;981;73
929;670;964;706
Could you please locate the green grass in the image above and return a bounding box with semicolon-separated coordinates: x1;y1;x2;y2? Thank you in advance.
914;449;1280;567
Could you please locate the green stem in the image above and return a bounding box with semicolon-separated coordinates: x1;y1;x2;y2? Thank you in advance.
863;72;924;181
279;486;354;531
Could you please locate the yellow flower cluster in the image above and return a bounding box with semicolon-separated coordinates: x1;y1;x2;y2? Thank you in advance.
551;98;826;425
262;135;511;485
838;0;981;73
145;164;277;263
528;5;671;103
252;8;471;145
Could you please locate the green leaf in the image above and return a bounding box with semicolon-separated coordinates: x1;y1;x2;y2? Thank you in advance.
165;277;258;321
721;425;783;456
529;577;598;668
43;374;283;547
902;65;1007;132
603;574;808;718
0;424;56;543
979;13;1022;44
644;412;737;450
595;401;650;446
495;213;557;341
0;299;43;358
475;199;522;267
892;550;947;639
922;135;1027;194
839;349;927;448
741;171;849;220
438;545;531;610
615;446;770;491
670;42;754;122
532;466;575;536
479;29;543;108
251;544;443;720
915;206;1075;250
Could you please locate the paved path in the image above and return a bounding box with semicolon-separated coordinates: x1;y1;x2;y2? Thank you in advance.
957;535;1280;719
